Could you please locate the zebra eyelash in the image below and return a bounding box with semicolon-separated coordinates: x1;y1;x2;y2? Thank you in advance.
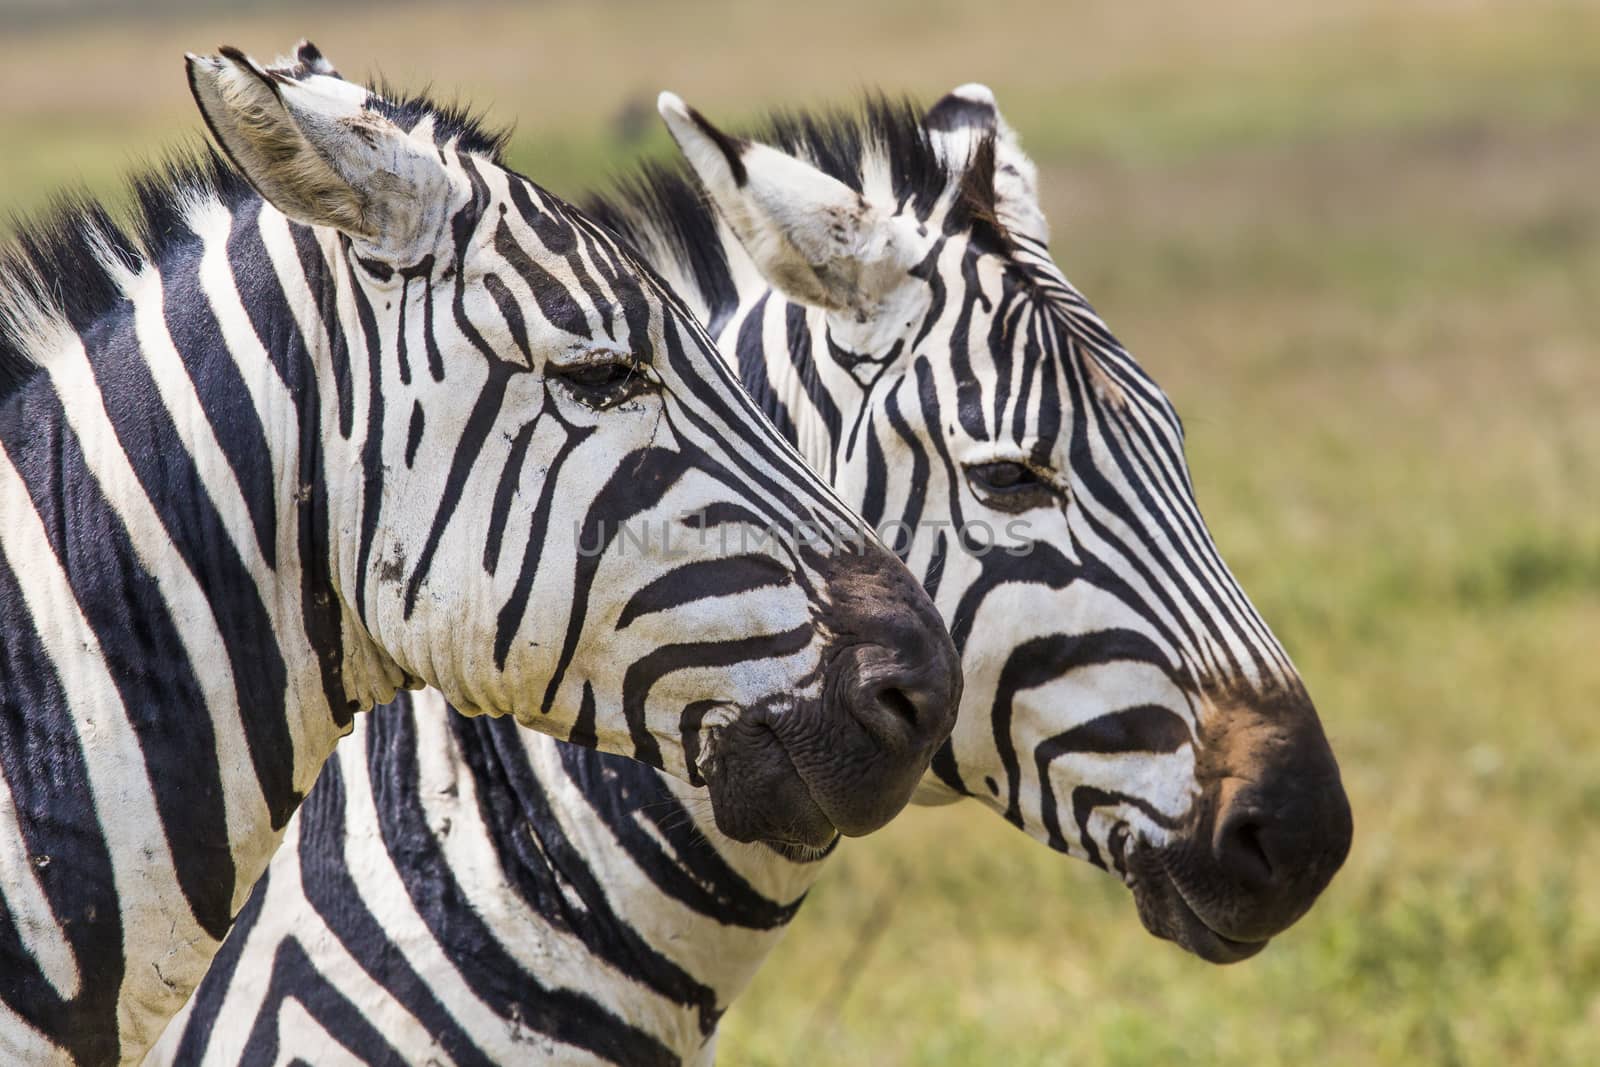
548;353;655;409
964;459;1063;513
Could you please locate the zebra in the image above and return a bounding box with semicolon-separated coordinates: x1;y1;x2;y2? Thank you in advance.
153;76;1354;1064
0;43;963;1065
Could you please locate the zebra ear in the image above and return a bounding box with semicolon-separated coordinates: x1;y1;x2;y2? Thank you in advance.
925;84;1050;247
262;39;344;82
658;92;907;313
186;45;455;264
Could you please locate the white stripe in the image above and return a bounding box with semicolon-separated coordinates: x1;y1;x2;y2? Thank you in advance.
0;992;62;1065
0;762;79;999
270;1000;379;1067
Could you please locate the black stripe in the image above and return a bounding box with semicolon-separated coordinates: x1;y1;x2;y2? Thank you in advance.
881;376;929;561
481;415;536;576
483;271;532;362
492;398;593;669
568;680;599;749
537;445;698;717
991;630;1186;831
291;224;354;438
404;400;424;469
624;623;815;767
945;536;1077;653
616;555;792;630
1033;704;1194;847
394;273;413;386
907;239;947;353
403;159;525;617
1030;317;1061;460
735;293;797;443
494;215;592;340
914;356;968;530
238;938;408;1067
91;254;301;833
507;180;616;335
1010;304;1040;444
987;281;1025;435
785;303;843;480
557;742;804;932
946;251;991;441
164;239;278;569
455;713;724;1038
858;416;889;529
422;270;446;382
401;360;514;616
1066;785;1183;869
168;864;271;1063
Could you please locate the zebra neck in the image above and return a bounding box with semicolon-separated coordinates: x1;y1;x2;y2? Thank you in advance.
256;210;415;718
14;206;356;773
469;713;833;1024
0;197;375;1057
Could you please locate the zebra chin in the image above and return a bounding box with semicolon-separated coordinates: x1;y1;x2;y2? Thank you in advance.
696;705;844;849
1123;686;1354;964
1125;848;1273;964
697;548;963;848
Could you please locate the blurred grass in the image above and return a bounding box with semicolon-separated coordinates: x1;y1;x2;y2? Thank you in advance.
3;1;1597;1064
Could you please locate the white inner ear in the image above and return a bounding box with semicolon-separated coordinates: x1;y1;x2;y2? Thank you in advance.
189;52;375;235
738;143;889;308
659;93;913;314
189;49;458;264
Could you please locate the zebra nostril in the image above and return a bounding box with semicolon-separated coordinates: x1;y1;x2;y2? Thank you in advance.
847;679;936;752
878;687;919;728
1215;814;1275;891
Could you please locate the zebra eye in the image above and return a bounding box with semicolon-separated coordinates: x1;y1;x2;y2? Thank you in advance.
551;356;650;408
965;461;1059;513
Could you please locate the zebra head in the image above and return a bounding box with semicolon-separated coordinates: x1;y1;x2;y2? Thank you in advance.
182;45;960;849
653;89;1351;960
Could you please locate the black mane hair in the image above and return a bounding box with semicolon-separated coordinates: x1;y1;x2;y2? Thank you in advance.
366;82;510;161
584;94;1004;334
0;87;507;406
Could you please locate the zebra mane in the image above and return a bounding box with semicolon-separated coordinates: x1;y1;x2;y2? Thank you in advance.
585;94;1005;334
0;88;507;406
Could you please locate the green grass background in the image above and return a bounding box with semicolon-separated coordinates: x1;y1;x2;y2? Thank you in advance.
3;1;1597;1062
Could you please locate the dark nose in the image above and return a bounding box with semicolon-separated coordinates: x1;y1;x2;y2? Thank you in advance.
844;643;959;753
1199;720;1353;941
806;546;961;836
